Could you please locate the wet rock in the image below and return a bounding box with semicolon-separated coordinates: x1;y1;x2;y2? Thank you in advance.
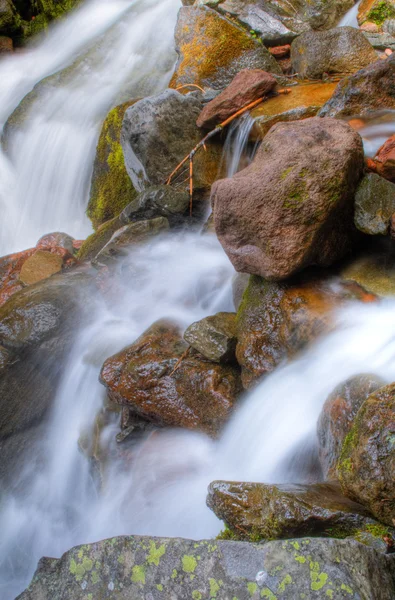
354;173;395;235
358;0;395;27
371;134;395;181
77;217;122;262
319;53;395;118
100;319;241;437
212;117;364;280
337;382;395;527
341;252;395;296
120;185;190;227
121;89;222;194
16;535;395;600
184;312;237;363
196;69;277;130
208;480;376;541
18;250;63;285
249;81;336;140
169;6;281;91
291;27;377;80
93;217;169;266
317;374;386;479
36;232;75;257
0;248;35;307
88;101;138;229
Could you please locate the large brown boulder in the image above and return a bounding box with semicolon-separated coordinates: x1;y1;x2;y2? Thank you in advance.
291;27;377;80
212;117;365;280
169;6;281;90
317;374;386;479
337;383;395;527
196;69;277;129
319;53;395;118
207;480;376;541
100;320;242;437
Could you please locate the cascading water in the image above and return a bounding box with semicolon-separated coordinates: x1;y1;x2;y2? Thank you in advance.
222;113;256;177
0;0;179;255
338;0;362;27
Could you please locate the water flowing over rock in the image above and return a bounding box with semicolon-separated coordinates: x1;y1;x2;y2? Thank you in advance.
291;27;377;80
319;53;395;118
121;89;222;194
354;173;395;235
317;374;386;479
212;117;364;280
184;312;237;363
207;481;377;541
16;535;395;600
169;6;281;90
337;382;395;527
196;69;277;129
100;319;242;437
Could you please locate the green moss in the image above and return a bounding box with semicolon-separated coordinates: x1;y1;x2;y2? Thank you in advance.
367;0;395;25
77;216;121;262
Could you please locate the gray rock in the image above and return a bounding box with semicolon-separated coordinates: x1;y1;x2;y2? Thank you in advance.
383;18;395;36
354;173;395;235
363;31;395;50
17;535;395;599
291;27;377;80
232;272;249;310
120;185;190;227
184;312;237;363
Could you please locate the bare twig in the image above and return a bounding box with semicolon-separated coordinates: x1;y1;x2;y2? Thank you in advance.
169;346;191;377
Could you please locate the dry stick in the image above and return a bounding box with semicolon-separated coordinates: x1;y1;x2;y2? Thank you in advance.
165;89;291;214
176;83;205;93
169;346;191;377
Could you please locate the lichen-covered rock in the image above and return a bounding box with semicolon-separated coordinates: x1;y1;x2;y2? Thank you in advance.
337;382;395;527
291;27;377;80
196;69;277;129
184;312;237;363
358;0;395;27
212;117;364;281
317;374;386;479
341;253;395;297
354;173;395;235
120;185;190;227
208;481;377;541
121;89;222;194
87;102;138;229
319;53;395;118
100;319;242;437
16;535;395;600
169;6;281;91
18;250;63;285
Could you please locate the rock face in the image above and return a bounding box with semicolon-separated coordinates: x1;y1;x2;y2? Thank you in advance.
291;27;377;80
121;89;222;194
319;53;395;118
169;6;281;90
212;117;365;281
120;185;190;228
100;320;241;437
16;535;395;600
88;102;138;229
337;382;395;527
196;69;277;129
207;481;376;541
317;374;386;479
354;173;395;235
184;312;237;363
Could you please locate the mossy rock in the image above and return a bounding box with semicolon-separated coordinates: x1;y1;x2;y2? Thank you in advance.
358;0;395;26
87;101;138;230
77;217;122;262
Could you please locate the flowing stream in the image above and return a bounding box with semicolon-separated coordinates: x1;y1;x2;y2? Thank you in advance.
1;2;395;599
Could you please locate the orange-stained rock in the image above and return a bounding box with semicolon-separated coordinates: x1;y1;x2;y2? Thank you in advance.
372;134;395;181
360;21;380;32
0;248;35;307
196;69;277;129
19;251;63;285
100;319;242;437
269;44;291;58
36;232;77;267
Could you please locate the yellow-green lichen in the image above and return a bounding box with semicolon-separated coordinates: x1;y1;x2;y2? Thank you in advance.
309;562;328;591
278;574;293;592
182;555;198;573
192;591;202;599
131;564;146;584
156;584;164;591
147;541;166;566
247;582;258;596
260;589;277;599
209;578;221;598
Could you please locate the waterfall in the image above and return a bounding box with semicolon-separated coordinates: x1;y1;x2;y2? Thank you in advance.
223;113;256;178
338;0;362;28
0;0;179;255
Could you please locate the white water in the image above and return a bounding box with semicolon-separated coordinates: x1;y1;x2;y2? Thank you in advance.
223;113;256;177
0;0;179;255
338;0;361;27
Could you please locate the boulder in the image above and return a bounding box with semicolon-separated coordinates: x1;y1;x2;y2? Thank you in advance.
169;6;281;91
18;250;63;285
120;185;190;227
100;320;241;437
236;273;374;388
121;89;222;194
207;481;376;541
16;535;395;600
354;173;395;235
319;53;395;118
317;374;386;479
36;232;75;258
370;134;395;181
290;27;377;80
212;117;365;280
341;252;395;296
196;69;277;129
77;217;122;263
87;101;138;229
363;31;395;50
337;382;395;527
184;312;237;363
269;44;290;58
0;248;35;307
358;0;395;27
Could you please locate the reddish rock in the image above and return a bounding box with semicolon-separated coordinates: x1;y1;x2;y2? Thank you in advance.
19;251;63;286
269;44;291;59
72;240;84;251
100;320;242;437
372;134;395;181
212;117;364;280
0;36;12;53
0;248;35;307
36;232;76;267
196;69;277;130
360;21;380;33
